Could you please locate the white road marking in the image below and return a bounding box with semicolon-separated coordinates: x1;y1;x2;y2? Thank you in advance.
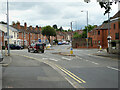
76;56;82;60
85;60;99;65
49;58;58;61
42;58;48;60
107;66;120;71
62;57;71;61
91;62;99;65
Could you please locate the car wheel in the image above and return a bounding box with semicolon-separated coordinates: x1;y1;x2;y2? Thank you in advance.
28;49;30;52
41;50;44;53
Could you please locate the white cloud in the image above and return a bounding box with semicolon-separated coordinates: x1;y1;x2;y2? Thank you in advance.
0;1;119;30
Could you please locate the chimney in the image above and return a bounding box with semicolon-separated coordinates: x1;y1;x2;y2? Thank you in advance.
16;21;20;29
24;22;27;30
35;25;38;31
39;27;42;31
29;25;33;30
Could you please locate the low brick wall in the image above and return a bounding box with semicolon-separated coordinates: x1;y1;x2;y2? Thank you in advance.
109;40;120;54
72;38;93;48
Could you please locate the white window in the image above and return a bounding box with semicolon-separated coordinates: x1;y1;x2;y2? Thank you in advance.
14;32;15;38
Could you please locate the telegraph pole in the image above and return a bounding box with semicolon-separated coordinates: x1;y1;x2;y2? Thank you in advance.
7;0;10;56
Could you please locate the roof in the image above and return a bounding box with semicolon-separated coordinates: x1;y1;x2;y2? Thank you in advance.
11;24;41;34
110;10;120;19
0;24;18;33
93;22;111;30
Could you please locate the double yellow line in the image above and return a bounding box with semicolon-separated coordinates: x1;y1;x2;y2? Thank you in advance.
13;54;86;84
55;64;86;84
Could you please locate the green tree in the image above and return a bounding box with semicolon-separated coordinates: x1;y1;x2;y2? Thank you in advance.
12;21;15;25
58;26;63;31
82;25;96;38
73;32;82;39
99;1;118;15
53;24;58;30
42;26;56;43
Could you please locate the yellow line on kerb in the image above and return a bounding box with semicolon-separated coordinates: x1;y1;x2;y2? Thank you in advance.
56;65;86;84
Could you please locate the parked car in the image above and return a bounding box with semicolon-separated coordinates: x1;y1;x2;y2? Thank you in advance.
58;42;62;45
28;43;45;53
8;44;23;50
62;41;69;45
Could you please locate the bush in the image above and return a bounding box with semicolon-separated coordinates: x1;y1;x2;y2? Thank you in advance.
54;39;58;44
2;46;5;50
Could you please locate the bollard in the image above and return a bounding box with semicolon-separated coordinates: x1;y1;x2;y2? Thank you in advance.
5;47;7;56
99;45;102;51
70;48;73;54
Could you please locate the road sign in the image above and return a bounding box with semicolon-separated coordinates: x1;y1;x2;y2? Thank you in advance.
38;39;41;42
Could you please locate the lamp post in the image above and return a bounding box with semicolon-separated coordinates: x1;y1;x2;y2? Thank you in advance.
7;0;10;56
81;10;88;48
107;1;111;53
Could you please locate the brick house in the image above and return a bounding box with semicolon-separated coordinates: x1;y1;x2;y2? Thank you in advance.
12;22;42;47
88;11;120;49
88;23;108;49
55;31;73;42
72;11;120;49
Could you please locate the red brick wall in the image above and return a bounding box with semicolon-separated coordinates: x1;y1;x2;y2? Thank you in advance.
110;21;120;40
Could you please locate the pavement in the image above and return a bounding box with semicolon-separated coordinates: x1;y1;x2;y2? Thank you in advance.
0;55;12;67
92;50;119;60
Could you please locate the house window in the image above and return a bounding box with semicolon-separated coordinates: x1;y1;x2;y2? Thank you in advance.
115;33;119;39
114;24;116;29
98;31;100;35
4;32;7;36
14;32;15;38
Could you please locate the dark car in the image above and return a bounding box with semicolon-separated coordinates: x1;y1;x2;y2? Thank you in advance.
8;44;23;50
28;43;44;53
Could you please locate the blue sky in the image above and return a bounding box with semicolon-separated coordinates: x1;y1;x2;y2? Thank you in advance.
0;0;119;30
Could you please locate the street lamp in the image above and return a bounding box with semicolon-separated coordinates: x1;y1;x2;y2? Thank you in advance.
7;0;10;56
81;10;88;48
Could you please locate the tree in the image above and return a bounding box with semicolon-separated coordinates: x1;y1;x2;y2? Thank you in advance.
58;26;63;31
42;25;56;43
73;32;82;39
53;24;58;30
12;21;15;25
82;25;96;38
99;1;119;15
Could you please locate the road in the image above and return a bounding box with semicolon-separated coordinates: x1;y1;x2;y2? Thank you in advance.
2;45;119;89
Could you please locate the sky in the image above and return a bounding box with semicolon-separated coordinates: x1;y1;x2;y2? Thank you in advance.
0;0;119;30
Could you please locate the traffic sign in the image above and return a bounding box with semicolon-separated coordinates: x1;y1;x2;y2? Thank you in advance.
38;39;41;42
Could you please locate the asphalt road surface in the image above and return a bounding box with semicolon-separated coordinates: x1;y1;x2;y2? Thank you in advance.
2;45;119;89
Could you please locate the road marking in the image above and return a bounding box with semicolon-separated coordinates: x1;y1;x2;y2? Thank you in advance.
62;57;71;61
107;66;120;71
91;62;99;65
42;58;48;60
55;65;82;83
49;58;58;61
55;64;86;84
